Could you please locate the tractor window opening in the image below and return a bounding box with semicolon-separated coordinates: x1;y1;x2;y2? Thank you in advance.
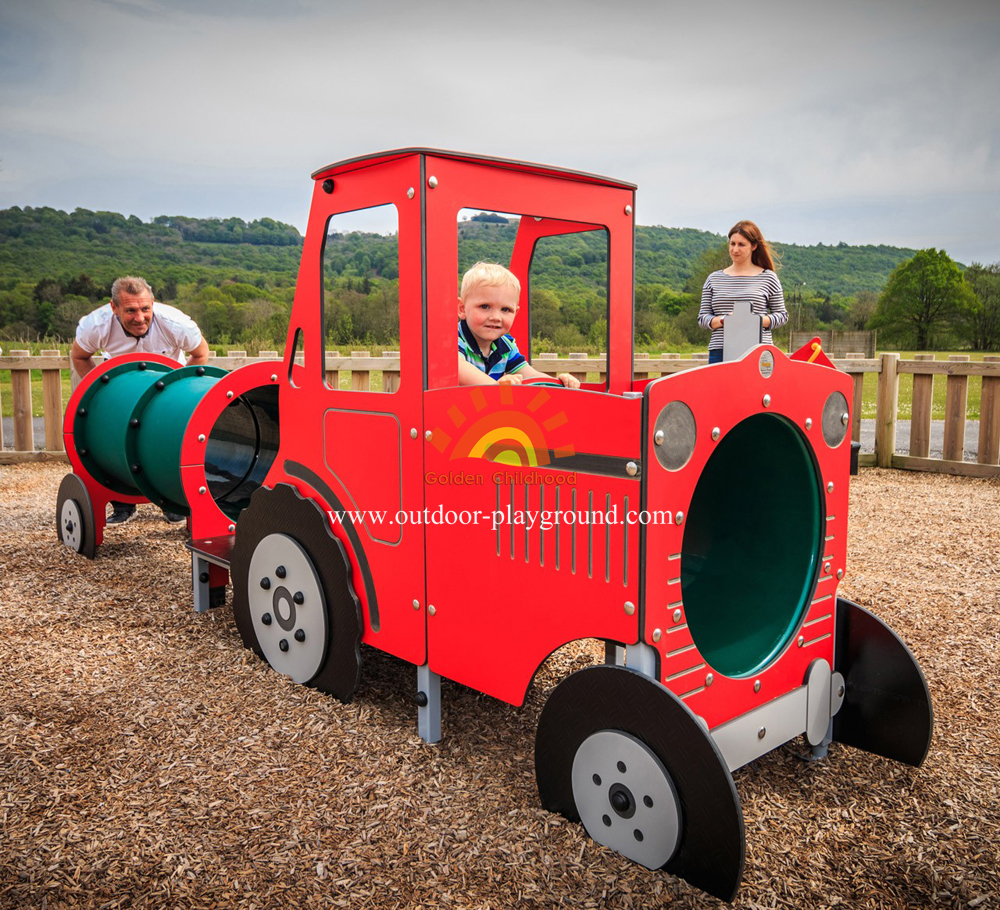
456;209;609;389
680;414;822;678
321;204;400;392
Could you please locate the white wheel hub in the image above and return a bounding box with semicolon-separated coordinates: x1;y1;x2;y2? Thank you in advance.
248;533;327;683
571;729;682;869
60;499;84;553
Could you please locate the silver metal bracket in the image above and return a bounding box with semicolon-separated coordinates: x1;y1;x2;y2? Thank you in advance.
417;663;441;744
192;553;211;613
626;642;659;679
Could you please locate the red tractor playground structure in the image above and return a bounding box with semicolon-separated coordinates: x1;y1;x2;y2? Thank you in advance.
57;149;933;902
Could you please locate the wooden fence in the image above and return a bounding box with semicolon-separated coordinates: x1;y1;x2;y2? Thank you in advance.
2;350;999;478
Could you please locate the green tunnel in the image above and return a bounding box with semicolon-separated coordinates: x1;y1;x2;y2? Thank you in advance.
72;361;279;521
680;413;823;678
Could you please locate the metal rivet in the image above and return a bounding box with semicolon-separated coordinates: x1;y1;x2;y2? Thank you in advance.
261;612;272;625
294;629;306;642
711;427;720;441
838;684;845;697
406;187;415;199
100;375;110;383
78;408;87;416
138;362;147;371
260;577;271;590
624;601;635;616
425;430;432;441
427;176;438;188
625;461;638;477
797;636;805;648
129;418;140;428
624;205;632;215
824;562;832;574
293;591;304;604
199;572;209;584
130;464;140;473
841;412;850;426
279;639;289;652
827;481;834;493
705;673;714;686
675;511;685;525
271;374;277;382
762;394;771;408
412;599;420;610
754;680;761;693
79;448;88;456
198;486;206;494
198;434;206;442
226;391;234;399
410;428;418;439
228;524;235;533
155;380;165;390
322;178;334;194
672;609;682;623
652;628;662;642
275;566;286;579
196;367;205;376
428;604;436;616
758;727;766;740
836;568;844;580
654;430;664;446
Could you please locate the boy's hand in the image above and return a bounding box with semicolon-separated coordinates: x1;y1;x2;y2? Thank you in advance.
556;373;581;389
498;373;523;385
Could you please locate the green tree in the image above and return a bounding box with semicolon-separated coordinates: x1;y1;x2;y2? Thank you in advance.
870;249;976;350
962;263;1000;351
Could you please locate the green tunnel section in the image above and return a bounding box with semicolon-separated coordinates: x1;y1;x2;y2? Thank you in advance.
73;361;280;521
680;413;822;678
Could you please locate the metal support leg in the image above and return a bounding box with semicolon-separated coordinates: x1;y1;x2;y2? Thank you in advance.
192;553;211;613
604;641;626;666
417;663;441;744
626;642;659;679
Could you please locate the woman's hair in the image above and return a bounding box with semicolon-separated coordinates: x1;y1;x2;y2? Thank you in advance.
728;220;779;272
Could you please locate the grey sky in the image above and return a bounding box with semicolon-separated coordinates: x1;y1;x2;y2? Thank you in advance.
2;0;997;265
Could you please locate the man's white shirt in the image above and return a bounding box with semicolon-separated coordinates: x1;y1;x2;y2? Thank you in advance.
76;302;203;365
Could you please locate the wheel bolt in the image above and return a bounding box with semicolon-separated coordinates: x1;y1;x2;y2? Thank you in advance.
293;591;304;604
294;629;305;642
261;612;272;625
279;639;289;652
260;577;271;590
275;566;286;579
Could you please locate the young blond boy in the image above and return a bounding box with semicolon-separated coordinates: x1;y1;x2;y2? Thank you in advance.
457;262;580;388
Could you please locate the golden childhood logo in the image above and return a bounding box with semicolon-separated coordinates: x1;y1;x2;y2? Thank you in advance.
428;383;575;467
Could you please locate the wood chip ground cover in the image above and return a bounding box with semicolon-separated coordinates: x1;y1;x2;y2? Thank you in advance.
1;464;997;909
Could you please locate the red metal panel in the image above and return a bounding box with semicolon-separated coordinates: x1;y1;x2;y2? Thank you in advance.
423;154;635;394
266;154;427;666
642;348;853;728
423;385;642;704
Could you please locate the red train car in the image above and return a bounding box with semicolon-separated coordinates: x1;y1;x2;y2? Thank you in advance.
58;149;932;901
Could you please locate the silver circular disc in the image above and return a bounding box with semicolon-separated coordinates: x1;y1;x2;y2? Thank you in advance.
822;391;850;448
60;499;84;553
653;401;697;472
248;533;327;684
571;729;682;869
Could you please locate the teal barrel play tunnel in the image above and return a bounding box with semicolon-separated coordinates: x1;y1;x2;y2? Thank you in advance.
72;359;279;520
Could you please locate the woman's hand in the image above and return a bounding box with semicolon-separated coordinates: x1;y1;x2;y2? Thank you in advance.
762;315;772;329
710;316;725;330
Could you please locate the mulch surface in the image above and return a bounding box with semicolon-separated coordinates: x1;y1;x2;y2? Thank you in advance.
1;464;997;909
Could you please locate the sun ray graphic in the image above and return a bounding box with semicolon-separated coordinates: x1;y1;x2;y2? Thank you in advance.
433;391;575;467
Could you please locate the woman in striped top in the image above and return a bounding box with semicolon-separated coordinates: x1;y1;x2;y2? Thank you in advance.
698;220;788;363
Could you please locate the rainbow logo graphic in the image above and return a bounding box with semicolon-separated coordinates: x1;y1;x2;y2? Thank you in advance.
429;384;575;467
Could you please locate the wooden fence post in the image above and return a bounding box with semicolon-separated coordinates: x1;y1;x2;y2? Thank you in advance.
382;351;401;393
979;356;1000;466
10;351;34;453
909;353;935;458
41;349;64;451
874;353;899;468
943;355;970;462
350;351;371;391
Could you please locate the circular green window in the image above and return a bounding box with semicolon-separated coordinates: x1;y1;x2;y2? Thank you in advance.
680;414;822;678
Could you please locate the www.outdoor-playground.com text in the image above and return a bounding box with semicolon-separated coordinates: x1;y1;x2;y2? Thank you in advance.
327;505;677;533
